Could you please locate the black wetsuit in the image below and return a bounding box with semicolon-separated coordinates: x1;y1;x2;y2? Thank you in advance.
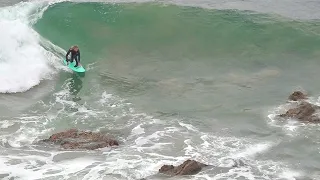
66;48;80;67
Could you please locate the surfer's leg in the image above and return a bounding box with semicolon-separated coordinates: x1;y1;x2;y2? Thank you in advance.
74;58;79;67
70;55;75;63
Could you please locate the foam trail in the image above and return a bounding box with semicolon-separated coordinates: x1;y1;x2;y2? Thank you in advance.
0;1;63;93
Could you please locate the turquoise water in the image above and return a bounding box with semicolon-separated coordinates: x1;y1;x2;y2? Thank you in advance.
0;0;320;179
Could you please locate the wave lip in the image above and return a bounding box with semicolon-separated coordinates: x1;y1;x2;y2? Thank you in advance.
0;1;61;93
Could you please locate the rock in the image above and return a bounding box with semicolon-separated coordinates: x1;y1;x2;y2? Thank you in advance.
159;160;208;176
280;101;314;119
288;91;307;101
279;101;320;122
277;91;320;123
41;129;119;150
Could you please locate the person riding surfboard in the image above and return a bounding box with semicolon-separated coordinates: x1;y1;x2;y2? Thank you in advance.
66;45;80;67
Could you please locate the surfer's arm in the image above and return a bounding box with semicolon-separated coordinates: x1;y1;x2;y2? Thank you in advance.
65;49;71;60
77;51;80;62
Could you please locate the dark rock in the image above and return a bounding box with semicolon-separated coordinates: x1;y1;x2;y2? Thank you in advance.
41;129;119;150
159;160;208;176
288;91;307;101
280;102;314;118
279;101;320;122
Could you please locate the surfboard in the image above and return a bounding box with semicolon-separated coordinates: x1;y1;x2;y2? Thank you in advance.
63;59;86;73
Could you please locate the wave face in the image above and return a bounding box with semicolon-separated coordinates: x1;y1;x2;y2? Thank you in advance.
3;0;320;93
34;2;320;67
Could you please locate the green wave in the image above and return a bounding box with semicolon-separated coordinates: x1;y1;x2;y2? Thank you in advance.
34;2;320;70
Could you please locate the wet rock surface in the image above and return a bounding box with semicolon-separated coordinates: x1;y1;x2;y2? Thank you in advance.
41;129;119;150
159;160;208;176
288;91;307;101
278;91;320;123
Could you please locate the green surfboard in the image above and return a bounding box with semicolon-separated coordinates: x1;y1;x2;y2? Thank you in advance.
63;59;86;73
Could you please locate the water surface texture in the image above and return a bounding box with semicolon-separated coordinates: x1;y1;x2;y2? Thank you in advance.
0;0;320;179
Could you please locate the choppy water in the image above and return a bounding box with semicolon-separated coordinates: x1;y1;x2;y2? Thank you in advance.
1;0;320;179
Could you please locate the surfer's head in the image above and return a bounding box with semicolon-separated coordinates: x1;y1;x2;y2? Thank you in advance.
72;45;79;52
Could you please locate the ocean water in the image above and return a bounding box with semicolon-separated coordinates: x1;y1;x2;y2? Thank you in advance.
1;0;320;179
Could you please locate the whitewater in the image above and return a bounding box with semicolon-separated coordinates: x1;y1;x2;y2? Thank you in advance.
0;0;320;180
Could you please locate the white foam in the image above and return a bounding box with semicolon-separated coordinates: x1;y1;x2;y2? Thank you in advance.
82;163;106;180
2;115;51;148
0;120;14;128
0;154;98;180
129;124;145;138
180;129;300;179
0;1;64;93
278;169;303;180
99;91;113;104
231;142;274;159
179;122;199;132
135;131;163;146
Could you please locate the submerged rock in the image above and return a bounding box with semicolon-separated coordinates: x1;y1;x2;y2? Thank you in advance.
288;91;307;101
278;91;320;123
41;129;119;150
159;160;208;176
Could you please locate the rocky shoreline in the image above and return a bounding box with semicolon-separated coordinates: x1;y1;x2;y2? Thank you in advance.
39;129;213;176
36;90;319;178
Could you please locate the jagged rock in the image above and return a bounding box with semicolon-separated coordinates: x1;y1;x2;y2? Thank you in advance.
280;102;315;119
41;129;119;150
159;160;207;176
288;91;307;101
279;99;320;123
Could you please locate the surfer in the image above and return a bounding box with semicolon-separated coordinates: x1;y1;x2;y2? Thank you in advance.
66;45;80;67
